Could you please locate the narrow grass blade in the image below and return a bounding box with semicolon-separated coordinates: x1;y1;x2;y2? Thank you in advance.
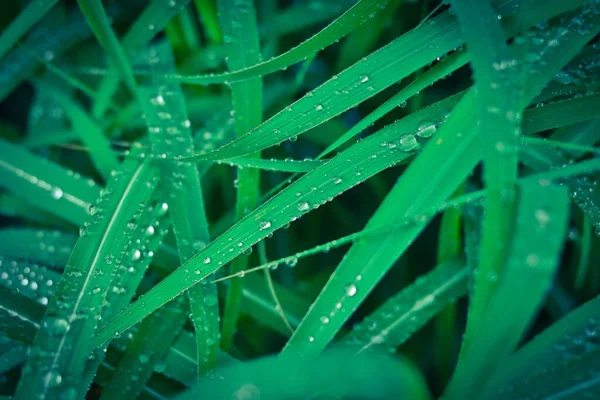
0;0;61;61
217;0;264;351
92;0;191;118
15;154;159;399
142;42;220;377
166;0;395;85
0;7;95;102
445;182;570;399
0;285;44;344
483;294;600;400
99;296;188;399
0;138;98;226
344;259;468;354
193;0;221;45
76;0;137;92
281;4;600;358
35;81;118;181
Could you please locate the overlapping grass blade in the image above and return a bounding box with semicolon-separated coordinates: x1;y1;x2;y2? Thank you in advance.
0;0;61;61
446;0;521;385
0;139;298;337
35;81;118;181
482;294;600;399
76;0;137;93
92;0;191;118
0;6;96;102
165;0;394;85
142;42;220;379
281;3;600;357
445;182;570;399
0;138;98;225
193;0;221;45
218;0;264;351
15;152;159;398
91;81;600;348
172;0;588;162
0;285;44;344
344;259;468;354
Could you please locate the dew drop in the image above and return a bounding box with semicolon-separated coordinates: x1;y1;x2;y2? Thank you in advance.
398;134;418;151
259;221;272;230
51;187;64;200
345;284;358;297
297;201;309;211
203;257;211;264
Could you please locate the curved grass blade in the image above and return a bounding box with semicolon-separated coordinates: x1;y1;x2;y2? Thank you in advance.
445;182;570;399
175;348;431;400
281;4;600;358
218;0;264;352
218;157;325;173
172;0;587;162
92;0;191;118
15;154;160;399
0;0;61;61
0;228;76;269
165;0;394;86
92;83;600;349
344;259;468;354
142;42;220;377
0;256;61;307
482;294;600;400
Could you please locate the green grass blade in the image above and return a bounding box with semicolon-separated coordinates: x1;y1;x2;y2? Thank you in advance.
35;81;118;181
344;259;468;354
217;0;264;352
0;138;98;226
142;42;220;376
445;182;570;399
92;81;600;349
76;0;137;92
175;348;431;400
91;0;191;118
165;0;394;85
483;294;600;399
446;0;521;385
175;0;588;162
0;285;44;344
0;256;61;307
99;296;188;399
281;4;600;358
193;0;221;45
15;154;159;399
0;7;95;103
0;0;61;61
0;228;76;269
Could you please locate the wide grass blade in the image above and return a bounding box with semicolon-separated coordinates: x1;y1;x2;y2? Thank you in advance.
445;182;570;399
175;348;431;400
217;0;264;352
15;152;160;398
143;42;220;377
0;228;76;269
